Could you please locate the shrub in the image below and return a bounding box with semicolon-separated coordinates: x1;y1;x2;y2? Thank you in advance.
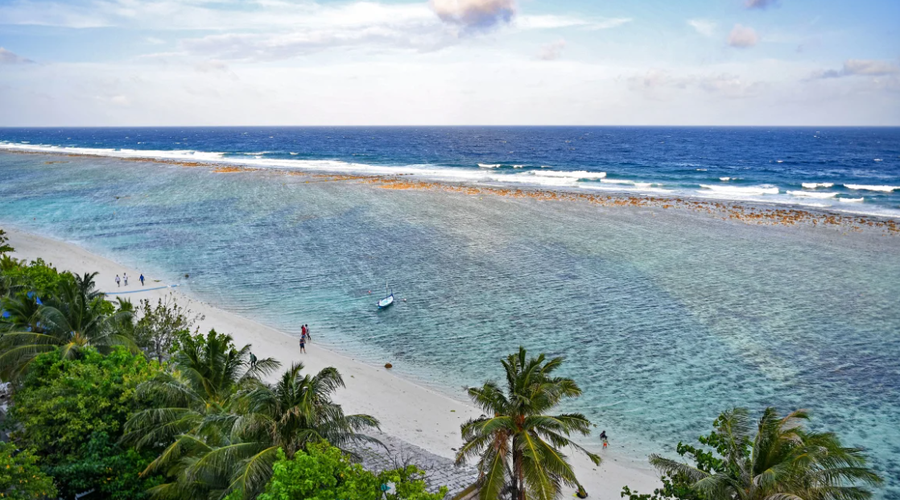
254;442;446;500
0;441;57;500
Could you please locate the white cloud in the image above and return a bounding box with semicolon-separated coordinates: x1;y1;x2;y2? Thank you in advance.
0;47;34;64
811;59;900;79
728;24;759;48
515;15;630;31
430;0;515;31
687;19;716;37
537;39;565;61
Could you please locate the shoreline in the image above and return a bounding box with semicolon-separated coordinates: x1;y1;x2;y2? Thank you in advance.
3;225;663;499
1;149;899;232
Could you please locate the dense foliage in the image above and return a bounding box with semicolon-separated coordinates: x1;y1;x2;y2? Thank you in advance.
456;347;600;500
0;256;73;300
8;347;163;498
623;407;882;500
249;442;445;500
132;295;202;363
0;441;57;500
125;330;381;500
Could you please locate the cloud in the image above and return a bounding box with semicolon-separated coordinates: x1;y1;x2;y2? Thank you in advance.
687;19;716;37
728;24;759;48
628;70;764;99
811;59;900;79
179;26;453;62
537;39;565;61
515;15;630;31
746;0;778;9
0;47;34;64
430;0;515;31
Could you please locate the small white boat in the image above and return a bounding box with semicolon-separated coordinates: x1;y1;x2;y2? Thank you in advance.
377;283;394;309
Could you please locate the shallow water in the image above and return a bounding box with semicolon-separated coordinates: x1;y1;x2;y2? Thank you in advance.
1;152;899;496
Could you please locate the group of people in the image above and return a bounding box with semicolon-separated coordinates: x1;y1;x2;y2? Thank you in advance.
114;273;145;288
298;324;312;353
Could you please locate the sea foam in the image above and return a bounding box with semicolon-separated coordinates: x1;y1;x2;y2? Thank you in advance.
844;184;899;192
787;190;838;199
699;184;779;195
802;182;834;189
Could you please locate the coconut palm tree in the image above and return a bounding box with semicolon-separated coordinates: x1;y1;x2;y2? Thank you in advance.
456;347;601;500
0;272;134;380
650;407;882;500
180;362;382;499
126;332;380;500
0;291;43;333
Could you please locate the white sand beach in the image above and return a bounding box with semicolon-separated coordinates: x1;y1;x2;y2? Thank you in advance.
5;226;661;499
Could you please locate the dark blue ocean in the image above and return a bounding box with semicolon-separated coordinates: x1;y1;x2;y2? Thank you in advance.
1;127;899;497
2;126;900;216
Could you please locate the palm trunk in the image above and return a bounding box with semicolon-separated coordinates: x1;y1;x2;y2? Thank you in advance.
514;446;524;500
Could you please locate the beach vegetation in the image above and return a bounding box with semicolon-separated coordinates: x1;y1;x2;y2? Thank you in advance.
0;441;57;500
246;442;445;500
0;230;12;256
6;346;163;498
0;272;135;380
132;295;202;363
623;407;883;500
125;329;382;499
455;347;600;500
0;257;73;299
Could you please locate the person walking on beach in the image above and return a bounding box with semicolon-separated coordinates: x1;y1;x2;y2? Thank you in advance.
299;335;306;354
305;324;311;342
115;275;121;288
139;274;145;286
600;430;608;449
123;273;128;286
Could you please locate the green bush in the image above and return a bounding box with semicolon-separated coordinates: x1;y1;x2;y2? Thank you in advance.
44;432;162;500
0;257;74;299
254;442;446;500
0;441;57;500
8;347;163;498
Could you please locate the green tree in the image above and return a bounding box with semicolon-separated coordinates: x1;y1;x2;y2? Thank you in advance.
0;272;134;380
455;347;600;500
44;432;163;500
1;291;43;334
122;329;281;500
253;442;446;500
216;362;381;498
0;441;57;500
132;295;202;363
0;257;73;299
7;347;162;498
0;229;13;256
644;407;882;500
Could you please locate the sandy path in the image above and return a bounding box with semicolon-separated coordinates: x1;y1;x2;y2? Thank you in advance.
4;226;661;499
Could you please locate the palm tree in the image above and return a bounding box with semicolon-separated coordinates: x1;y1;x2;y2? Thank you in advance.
123;330;280;499
0;272;134;380
122;329;280;453
0;291;43;333
126;332;380;500
456;347;601;500
650;407;882;500
187;362;382;499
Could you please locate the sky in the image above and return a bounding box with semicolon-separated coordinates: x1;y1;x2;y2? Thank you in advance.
0;0;898;126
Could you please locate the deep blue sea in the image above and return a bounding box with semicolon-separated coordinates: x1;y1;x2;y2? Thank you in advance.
1;127;899;497
2;126;900;216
